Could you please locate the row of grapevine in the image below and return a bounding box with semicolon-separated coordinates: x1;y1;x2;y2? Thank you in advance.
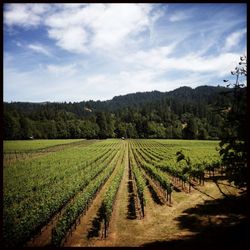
5;146;114;208
133;140;222;191
3;140;121;247
51;144;123;246
135;141;201;192
99;145;126;238
3;139;223;247
128;144;146;218
130;142;173;203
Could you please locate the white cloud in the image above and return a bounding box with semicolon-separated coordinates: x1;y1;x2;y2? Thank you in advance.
3;4;247;102
27;43;52;56
123;43;176;69
4;4;49;28
223;29;246;51
169;11;190;22
4;4;164;54
44;4;161;53
3;50;243;102
122;44;241;77
48;27;88;53
59;3;88;10
89;4;152;49
46;63;77;76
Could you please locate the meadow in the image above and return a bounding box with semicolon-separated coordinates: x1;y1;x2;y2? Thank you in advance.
3;139;85;152
3;139;244;247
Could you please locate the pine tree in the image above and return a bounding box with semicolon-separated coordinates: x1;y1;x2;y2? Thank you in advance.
219;56;247;188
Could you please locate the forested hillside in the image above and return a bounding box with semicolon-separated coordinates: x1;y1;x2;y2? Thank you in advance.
4;85;237;140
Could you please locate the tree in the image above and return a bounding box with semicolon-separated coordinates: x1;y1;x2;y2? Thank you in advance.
96;112;108;139
105;113;115;138
135;118;148;138
19;116;32;139
115;122;127;138
182;117;198;139
198;127;208;140
56;120;69;138
172;120;182;139
148;121;166;138
219;55;247;188
3;113;21;139
79;120;99;139
3;83;235;140
47;120;58;139
126;123;138;138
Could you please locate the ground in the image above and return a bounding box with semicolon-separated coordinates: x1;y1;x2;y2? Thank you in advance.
7;140;247;248
63;146;247;247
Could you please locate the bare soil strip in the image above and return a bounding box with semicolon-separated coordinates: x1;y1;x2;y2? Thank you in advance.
26;147;119;247
26;140;243;247
26;214;59;247
86;169;242;247
92;141;130;246
63;142;125;247
127;161;144;219
141;168;168;204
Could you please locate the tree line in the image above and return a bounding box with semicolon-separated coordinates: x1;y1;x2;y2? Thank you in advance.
4;85;235;140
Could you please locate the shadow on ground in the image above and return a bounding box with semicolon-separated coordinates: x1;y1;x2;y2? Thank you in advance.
142;193;248;249
127;180;137;219
87;209;103;239
146;179;164;205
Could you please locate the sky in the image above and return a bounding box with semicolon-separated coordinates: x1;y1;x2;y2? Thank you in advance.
3;3;247;102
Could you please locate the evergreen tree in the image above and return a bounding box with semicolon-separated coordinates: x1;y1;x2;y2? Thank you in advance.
219;56;247;188
126;123;138;138
3;85;235;140
19;116;32;139
183;117;198;139
96;112;109;139
3;113;21;139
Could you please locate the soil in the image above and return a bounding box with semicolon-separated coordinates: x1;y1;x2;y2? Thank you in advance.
26;141;246;247
64;141;246;247
63;142;126;247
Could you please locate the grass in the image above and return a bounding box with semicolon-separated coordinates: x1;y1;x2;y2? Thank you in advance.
98;178;244;247
3;139;85;152
4;139;245;248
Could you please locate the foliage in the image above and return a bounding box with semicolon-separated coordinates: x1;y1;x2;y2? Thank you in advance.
3;139;84;152
219;56;247;188
4;85;232;140
3;139;222;247
3;140;120;247
100;151;125;237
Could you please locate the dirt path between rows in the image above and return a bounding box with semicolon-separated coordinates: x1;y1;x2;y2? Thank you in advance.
92;140;130;246
26;214;58;246
88;165;241;246
63;141;125;247
27;140;243;247
26;142;109;247
91;141;175;247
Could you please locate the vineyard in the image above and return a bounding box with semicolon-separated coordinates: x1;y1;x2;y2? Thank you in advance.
3;139;243;247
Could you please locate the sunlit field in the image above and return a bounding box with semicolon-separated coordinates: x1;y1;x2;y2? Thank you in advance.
5;139;240;248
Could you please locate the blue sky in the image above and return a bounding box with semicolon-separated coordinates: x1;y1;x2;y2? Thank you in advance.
4;3;247;102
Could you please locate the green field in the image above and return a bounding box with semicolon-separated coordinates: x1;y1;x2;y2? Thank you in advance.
3;139;86;152
3;139;233;247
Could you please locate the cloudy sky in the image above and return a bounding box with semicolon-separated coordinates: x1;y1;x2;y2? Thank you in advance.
4;3;247;102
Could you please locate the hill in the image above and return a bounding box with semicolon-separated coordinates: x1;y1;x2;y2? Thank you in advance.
4;85;235;140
